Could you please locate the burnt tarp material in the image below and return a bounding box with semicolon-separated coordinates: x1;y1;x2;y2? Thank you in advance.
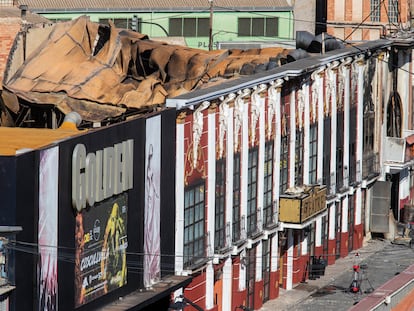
2;16;289;123
296;30;345;53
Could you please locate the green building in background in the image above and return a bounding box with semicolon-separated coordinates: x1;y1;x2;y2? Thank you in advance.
21;0;294;50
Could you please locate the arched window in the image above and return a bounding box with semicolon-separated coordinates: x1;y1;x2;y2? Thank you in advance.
386;91;402;138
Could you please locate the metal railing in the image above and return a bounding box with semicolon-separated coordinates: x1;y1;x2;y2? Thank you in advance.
233;215;247;244
214;222;232;253
330;172;336;195
362;152;380;179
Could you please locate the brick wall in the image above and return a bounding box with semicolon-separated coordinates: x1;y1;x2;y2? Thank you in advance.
0;0;16;7
0;18;20;88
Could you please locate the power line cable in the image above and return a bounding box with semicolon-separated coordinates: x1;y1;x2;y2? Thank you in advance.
6;239;413;268
344;0;386;41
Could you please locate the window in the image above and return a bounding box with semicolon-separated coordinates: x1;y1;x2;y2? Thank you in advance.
247;148;258;236
184;182;205;268
262;239;271;302
238;17;278;37
336;111;344;190
323;117;331;187
309;124;318;184
386;92;402;137
233;153;242;242
363;100;377;178
169;18;209;37
363;104;375;153
0;1;14;6
280;135;289;193
246;247;256;309
348;197;355;252
388;0;399;23
335;202;342;259
99;17;141;31
263;142;274;227
370;0;381;22
349;106;357;184
215;159;226;250
295;130;304;186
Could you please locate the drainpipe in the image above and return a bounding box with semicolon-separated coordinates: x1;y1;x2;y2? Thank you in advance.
327;22;387;38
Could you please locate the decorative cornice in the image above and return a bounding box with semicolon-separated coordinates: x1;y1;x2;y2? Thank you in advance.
218;93;236;158
325;61;339;116
193;101;209;168
310;67;324;124
268;80;283;139
250;84;267;146
234;89;251;153
177;111;187;124
297;88;305;130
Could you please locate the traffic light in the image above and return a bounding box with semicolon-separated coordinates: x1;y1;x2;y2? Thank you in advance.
131;15;138;31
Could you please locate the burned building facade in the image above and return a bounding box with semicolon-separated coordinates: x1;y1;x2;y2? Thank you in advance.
1;17;414;311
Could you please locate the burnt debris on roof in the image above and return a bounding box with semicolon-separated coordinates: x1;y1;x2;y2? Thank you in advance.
1;17;342;129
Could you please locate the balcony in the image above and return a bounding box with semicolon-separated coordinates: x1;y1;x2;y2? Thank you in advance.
232;215;247;246
362;152;380;180
247;209;263;240
263;202;279;231
279;185;327;225
214;222;232;256
384;132;414;169
337;166;349;193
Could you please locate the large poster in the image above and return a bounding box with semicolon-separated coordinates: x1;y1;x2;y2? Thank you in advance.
75;194;128;307
144;116;161;288
38;147;59;310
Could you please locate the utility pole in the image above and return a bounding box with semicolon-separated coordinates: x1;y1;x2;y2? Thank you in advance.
208;0;213;51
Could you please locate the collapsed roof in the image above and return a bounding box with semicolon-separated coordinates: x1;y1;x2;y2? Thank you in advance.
2;16;291;126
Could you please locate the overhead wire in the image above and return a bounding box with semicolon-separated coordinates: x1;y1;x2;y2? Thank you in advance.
5;2;414;276
5;238;414;276
344;0;387;41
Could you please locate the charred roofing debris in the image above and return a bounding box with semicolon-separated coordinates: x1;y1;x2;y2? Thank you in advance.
0;16;345;129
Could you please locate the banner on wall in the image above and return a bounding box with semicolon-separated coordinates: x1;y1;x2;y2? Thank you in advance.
38;147;59;310
144;115;161;288
74;194;128;307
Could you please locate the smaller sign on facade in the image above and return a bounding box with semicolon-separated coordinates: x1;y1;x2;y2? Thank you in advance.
279;185;327;224
74;194;128;307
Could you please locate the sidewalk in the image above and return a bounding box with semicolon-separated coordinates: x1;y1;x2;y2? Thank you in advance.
260;237;390;311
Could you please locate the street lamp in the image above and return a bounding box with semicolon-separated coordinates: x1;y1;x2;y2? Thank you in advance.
208;0;213;51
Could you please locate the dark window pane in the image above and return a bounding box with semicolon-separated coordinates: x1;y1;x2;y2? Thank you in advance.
252;18;264;36
265;18;278;37
169;18;182;36
113;18;127;28
184;18;197;36
198;18;209;36
370;0;381;22
238;18;251;36
99;18;110;25
184;182;205;267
